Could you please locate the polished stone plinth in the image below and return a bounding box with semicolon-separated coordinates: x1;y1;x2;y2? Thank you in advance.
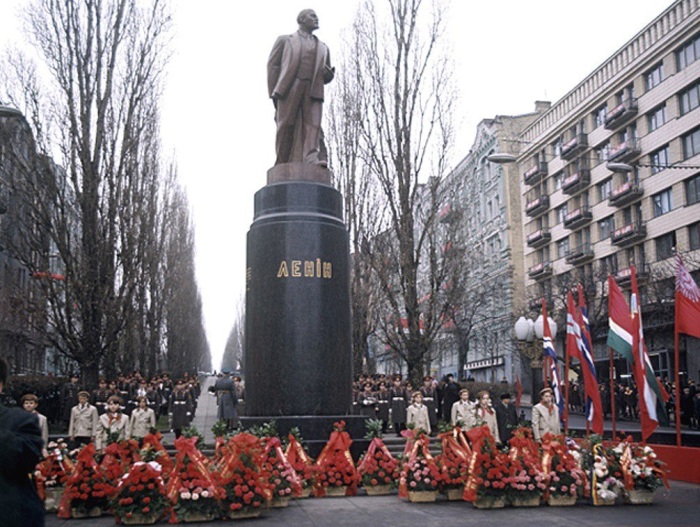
245;179;352;417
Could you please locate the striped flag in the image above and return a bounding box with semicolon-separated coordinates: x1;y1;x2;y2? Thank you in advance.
577;285;604;435
542;299;565;420
606;276;634;362
675;254;700;339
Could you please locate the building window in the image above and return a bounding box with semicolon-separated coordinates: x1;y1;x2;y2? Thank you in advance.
652;188;673;217
596;141;610;163
650;145;670;174
647;104;667;132
556;203;568;224
553;171;563;191
598;178;612;202
645;62;665;91
686;174;700;206
593;105;607;128
689;222;700;250
600;254;617;275
598;216;615;240
552;137;562;157
557;237;570;259
655;232;676;260
682;127;700;159
679;81;700;115
677;33;700;71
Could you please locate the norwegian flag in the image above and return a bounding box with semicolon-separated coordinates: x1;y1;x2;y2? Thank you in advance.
542;299;565;420
675;254;700;339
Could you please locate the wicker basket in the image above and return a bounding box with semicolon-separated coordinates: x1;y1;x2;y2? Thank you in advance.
510;494;541;507
325;485;348;497
473;495;506;509
365;484;392;496
228;508;262;520
270;496;291;508
408;490;438;503
624;489;654;505
547;494;577;506
120;512;160;525
444;488;464;501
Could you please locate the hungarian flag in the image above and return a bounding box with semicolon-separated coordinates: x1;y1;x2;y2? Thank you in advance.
630;266;659;442
676;254;700;339
577;286;604;435
542;299;565;420
606;275;634;363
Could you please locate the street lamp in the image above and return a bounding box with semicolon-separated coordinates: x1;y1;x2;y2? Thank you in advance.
513;314;557;399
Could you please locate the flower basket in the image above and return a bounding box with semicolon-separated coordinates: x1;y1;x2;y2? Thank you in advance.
228;508;263;520
624;489;654;505
298;487;313;499
547;494;577;506
509;494;540;507
408;490;438;503
444;487;464;501
111;461;170;525
269;496;291;508
473;495;506;509
364;484;392;496
58;444;115;519
325;485;348;497
596;497;616;506
44;486;64;512
182;511;217;522
121;512;160;525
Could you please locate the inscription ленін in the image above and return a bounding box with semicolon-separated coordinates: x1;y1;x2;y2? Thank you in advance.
277;258;332;278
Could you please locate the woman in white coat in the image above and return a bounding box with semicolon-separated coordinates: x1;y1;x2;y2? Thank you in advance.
406;391;431;434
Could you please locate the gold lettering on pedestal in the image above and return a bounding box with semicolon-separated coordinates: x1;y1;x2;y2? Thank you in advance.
276;259;333;279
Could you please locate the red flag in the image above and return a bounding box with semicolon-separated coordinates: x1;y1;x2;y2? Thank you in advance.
675;254;700;339
576;285;604;436
566;292;583;361
515;375;522;410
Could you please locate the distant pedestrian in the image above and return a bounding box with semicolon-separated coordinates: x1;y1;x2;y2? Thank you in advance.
68;391;99;448
495;392;519;444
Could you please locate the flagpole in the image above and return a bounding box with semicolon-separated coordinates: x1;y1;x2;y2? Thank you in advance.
564;343;570;435
674;306;682;447
609;347;616;438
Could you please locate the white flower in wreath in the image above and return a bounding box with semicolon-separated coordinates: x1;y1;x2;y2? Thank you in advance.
191;493;200;501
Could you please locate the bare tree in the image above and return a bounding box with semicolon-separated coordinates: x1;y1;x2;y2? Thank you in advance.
221;295;245;373
329;0;457;385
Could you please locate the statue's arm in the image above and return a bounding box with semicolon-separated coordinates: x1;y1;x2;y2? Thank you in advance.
323;47;335;84
267;36;286;98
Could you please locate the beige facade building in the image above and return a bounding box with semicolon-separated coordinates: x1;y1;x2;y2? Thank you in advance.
513;0;700;380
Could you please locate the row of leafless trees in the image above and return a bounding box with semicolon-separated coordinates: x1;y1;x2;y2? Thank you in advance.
0;0;210;385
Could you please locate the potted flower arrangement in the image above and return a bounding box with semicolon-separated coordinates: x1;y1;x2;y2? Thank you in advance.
541;434;586;506
436;427;470;501
57;443;115;518
614;439;668;504
285;428;318;498
504;427;546;507
168;436;223;523
36;438;74;512
260;436;302;507
399;431;442;503
315;421;358;497
217;432;272;520
357;419;399;496
591;446;622;506
111;461;170;525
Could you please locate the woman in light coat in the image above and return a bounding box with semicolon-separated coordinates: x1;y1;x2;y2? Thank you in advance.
406;391;431;434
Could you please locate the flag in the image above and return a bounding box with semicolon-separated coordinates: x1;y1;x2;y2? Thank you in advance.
542;300;565;420
630;266;659;442
515;375;522;410
675;254;700;339
606;275;634;363
566;291;583;361
577;285;604;436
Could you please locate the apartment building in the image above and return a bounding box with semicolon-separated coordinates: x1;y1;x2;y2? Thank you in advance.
516;0;700;381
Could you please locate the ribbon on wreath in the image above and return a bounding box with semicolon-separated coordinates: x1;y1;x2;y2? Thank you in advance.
315;426;358;497
591;443;605;505
508;427;538;461
263;436;303;497
35;445;76;501
438;430;470;487
216;432;263;483
142;432;174;476
462;425;495;502
453;427;473;457
397;432;433;498
357;436;396;479
285;434;312;466
57;443;100;518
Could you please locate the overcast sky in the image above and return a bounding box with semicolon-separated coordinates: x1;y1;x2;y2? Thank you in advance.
0;0;674;369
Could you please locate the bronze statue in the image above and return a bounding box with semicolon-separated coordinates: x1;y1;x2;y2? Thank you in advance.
267;9;335;167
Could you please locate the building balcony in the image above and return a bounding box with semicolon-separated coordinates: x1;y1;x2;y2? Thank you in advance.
604;98;639;130
615;264;649;285
561;134;588;160
528;297;552;311
527;229;551;248
523;162;548;186
528;261;552;280
525;195;549;217
608;139;641;163
561;168;591;195
611;221;646;247
608;181;643;207
563;206;592;229
565;243;594;265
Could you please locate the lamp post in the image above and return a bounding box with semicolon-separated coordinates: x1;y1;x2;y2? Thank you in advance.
513;314;557;401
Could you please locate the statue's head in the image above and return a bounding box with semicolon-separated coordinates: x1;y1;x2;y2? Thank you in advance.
297;9;319;32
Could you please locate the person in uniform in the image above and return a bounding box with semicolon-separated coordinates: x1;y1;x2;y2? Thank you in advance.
356;382;378;419
441;373;461;422
128;395;156;442
0;357;45;527
494;392;519;444
91;378;111;415
60;373;82;428
68;390;99;448
389;377;407;436
21;393;48;455
473;390;501;444
451;388;474;427
214;370;238;430
532;387;561;441
169;380;193;438
97;395;129;450
375;381;390;433
406;391;431;435
420;376;438;434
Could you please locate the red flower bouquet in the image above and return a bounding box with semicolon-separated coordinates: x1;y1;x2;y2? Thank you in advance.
437;430;470;492
111;461;170;523
357;438;399;490
462;425;509;506
261;436;302;502
285;432;318;496
315;421;359;496
541;434;586;502
216;432;273;519
36;438;74;511
57;443;116;518
399;432;442;501
504;427;546;504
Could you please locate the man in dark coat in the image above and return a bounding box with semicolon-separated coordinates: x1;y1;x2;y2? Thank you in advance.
60;372;82;426
0;357;45;527
214;370;238;430
495;392;520;444
441;374;461;422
